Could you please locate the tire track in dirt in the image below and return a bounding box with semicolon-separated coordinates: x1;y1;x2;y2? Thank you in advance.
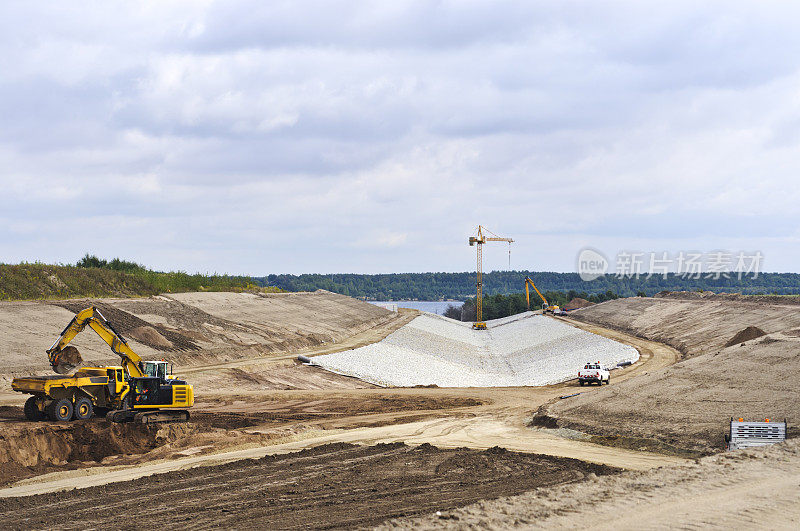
0;443;621;530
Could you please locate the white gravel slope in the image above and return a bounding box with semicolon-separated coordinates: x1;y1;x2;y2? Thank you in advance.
313;312;638;387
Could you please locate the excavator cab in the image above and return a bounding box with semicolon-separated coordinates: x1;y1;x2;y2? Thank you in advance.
141;360;169;381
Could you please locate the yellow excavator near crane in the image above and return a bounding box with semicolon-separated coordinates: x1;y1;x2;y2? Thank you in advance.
524;276;561;314
12;306;193;423
469;225;513;329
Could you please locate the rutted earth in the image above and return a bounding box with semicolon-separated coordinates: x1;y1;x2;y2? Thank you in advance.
0;442;620;530
0;290;797;529
382;439;800;530
0;394;483;487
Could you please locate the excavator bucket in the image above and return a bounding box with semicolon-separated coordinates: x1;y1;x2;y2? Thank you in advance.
51;346;83;374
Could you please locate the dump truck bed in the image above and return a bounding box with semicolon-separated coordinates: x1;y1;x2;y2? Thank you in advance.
12;372;110;395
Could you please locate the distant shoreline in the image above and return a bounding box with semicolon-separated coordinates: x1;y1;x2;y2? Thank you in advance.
368;300;464;316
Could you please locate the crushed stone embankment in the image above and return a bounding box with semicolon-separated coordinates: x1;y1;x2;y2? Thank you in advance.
313;312;638;387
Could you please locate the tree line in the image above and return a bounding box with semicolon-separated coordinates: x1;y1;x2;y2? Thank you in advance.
261;271;800;301
446;289;622;321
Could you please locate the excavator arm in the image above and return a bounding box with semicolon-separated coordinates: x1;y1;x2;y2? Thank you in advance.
525;277;548;310
47;307;144;377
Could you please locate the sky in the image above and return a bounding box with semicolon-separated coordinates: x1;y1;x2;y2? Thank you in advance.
2;1;800;275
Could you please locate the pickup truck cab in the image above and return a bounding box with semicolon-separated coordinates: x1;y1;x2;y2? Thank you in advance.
578;362;610;386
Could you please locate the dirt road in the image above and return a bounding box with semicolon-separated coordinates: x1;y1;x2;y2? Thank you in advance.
0;416;681;500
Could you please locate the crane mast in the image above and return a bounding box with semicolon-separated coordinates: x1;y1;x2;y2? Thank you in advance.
469;225;513;330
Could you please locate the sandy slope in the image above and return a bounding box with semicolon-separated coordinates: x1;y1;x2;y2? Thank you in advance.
546;294;800;454
568;293;800;357
0;290;401;400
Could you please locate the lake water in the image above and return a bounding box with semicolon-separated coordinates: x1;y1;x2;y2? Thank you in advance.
370;300;464;315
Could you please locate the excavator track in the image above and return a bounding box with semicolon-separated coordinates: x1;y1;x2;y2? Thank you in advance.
107;409;190;424
135;410;190;424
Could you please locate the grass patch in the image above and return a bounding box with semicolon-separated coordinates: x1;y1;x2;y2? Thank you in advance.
0;258;282;301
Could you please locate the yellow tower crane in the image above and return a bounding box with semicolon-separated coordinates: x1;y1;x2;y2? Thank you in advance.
469;225;513;330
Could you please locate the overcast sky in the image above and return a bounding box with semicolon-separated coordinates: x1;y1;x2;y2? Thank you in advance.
2;1;800;275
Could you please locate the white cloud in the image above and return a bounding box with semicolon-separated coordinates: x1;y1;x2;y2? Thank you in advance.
1;1;800;274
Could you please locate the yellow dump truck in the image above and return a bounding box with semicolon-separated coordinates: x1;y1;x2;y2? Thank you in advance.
12;307;193;423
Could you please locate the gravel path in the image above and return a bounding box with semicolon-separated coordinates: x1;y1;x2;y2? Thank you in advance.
313;312;638;387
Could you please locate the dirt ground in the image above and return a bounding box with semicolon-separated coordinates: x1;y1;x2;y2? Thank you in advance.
382;438;800;530
568;291;800;357
544;294;800;454
0;442;619;530
0;393;482;487
1;290;798;529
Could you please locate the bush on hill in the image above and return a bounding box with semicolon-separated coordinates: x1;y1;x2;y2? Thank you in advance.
0;255;281;301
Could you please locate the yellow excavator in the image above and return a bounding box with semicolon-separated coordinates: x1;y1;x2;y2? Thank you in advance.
524;277;561;314
12;307;193;423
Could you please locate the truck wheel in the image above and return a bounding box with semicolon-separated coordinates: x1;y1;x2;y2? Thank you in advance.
47;398;74;421
24;396;46;421
74;397;94;420
579;381;584;386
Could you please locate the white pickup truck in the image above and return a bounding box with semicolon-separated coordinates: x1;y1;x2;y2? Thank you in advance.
578;362;610;386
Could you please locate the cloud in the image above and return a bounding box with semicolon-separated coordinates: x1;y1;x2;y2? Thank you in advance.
1;1;800;274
